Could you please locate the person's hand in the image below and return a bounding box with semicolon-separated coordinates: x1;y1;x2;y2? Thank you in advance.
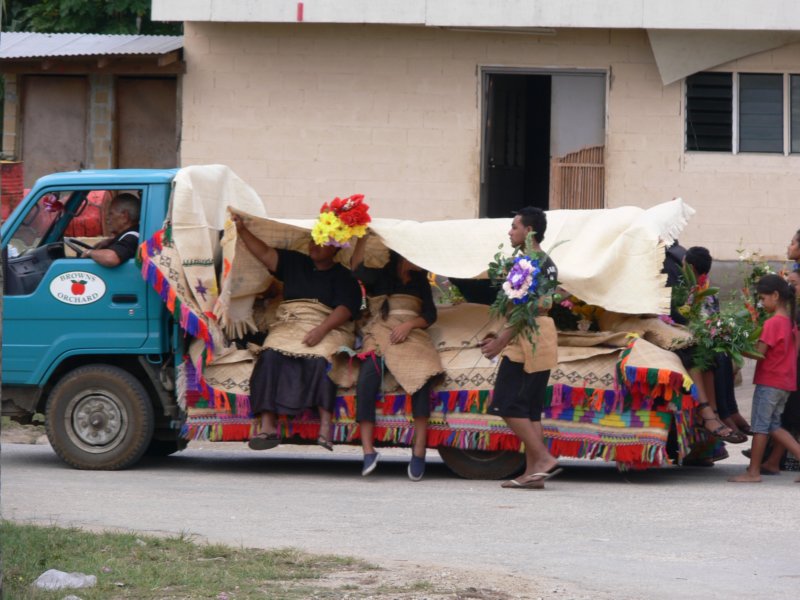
231;213;246;232
303;326;326;347
479;333;505;360
390;322;414;344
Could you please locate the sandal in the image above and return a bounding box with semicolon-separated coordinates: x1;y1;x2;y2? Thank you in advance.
248;432;280;451
317;436;334;451
501;475;545;490
696;403;746;444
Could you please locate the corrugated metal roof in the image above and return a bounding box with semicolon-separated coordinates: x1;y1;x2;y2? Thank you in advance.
0;32;182;59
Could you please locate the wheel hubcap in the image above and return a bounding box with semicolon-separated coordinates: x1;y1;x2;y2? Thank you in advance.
67;392;125;451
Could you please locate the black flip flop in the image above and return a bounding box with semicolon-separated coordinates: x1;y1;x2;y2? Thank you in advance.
248;432;280;450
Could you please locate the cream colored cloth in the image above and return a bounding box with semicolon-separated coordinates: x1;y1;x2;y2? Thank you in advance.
170;165;268;319
218;199;693;335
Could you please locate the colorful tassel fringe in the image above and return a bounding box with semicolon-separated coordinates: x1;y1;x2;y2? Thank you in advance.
139;231;214;354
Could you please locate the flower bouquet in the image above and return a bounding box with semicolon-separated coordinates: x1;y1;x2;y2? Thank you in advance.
673;262;719;322
675;262;761;369
689;306;762;370
487;232;559;343
311;194;371;247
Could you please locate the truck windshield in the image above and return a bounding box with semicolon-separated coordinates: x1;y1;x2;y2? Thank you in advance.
6;191;75;258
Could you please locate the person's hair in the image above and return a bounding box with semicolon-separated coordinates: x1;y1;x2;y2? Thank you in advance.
756;273;796;322
685;246;712;276
515;206;547;243
112;193;140;224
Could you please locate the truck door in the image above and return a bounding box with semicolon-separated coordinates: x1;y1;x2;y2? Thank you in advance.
2;186;154;386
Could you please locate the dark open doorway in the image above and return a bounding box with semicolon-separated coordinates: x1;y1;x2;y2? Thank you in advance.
480;69;607;217
481;74;551;218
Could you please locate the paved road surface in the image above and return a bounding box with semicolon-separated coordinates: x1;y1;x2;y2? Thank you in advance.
4;361;799;599
3;437;799;600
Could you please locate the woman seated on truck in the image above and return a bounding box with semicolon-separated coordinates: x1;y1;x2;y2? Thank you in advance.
351;236;444;481
673;246;747;445
232;213;362;451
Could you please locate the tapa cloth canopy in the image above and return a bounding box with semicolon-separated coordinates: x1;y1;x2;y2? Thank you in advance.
164;165;693;335
225;198;693;318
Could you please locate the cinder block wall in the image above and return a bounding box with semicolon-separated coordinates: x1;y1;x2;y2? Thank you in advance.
88;75;114;170
181;23;800;260
2;75;18;158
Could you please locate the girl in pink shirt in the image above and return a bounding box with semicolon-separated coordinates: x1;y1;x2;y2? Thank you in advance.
730;274;800;483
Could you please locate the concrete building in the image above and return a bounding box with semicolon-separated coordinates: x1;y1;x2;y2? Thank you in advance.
152;0;800;260
0;33;184;188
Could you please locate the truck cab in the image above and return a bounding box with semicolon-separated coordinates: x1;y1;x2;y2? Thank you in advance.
1;169;183;469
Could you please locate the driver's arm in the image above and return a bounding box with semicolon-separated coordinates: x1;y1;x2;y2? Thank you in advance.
80;232;138;267
92;238;114;250
82;246;122;267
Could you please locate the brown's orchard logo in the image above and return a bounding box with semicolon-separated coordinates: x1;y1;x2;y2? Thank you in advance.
49;271;106;305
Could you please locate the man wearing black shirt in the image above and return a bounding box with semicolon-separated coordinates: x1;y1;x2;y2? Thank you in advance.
82;193;140;267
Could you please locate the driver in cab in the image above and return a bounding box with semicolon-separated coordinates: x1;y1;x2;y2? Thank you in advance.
81;193;140;267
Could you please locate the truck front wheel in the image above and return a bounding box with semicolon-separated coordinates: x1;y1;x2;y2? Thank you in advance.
437;447;525;480
45;365;154;470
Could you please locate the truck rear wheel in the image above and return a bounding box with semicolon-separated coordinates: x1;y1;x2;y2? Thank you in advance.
45;365;154;470
437;447;525;480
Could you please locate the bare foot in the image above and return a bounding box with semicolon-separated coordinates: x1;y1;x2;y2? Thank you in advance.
728;472;762;483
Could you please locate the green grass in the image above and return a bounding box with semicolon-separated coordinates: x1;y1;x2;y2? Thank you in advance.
1;521;373;599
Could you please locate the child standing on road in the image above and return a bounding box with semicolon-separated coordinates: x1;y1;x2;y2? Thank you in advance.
730;274;800;483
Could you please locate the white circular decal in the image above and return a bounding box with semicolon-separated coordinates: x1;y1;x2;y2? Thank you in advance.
49;271;107;305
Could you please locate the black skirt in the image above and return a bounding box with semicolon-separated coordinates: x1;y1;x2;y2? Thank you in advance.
249;349;336;416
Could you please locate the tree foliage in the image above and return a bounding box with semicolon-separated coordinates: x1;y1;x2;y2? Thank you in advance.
2;0;182;35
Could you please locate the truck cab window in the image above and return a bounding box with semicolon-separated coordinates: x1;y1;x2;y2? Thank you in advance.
6;191;74;258
3;189;141;295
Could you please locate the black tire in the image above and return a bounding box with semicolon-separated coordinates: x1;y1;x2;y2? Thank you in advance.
437;447;525;480
45;365;154;470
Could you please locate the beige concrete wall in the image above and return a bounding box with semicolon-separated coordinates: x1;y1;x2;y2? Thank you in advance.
181;23;800;260
607;41;800;261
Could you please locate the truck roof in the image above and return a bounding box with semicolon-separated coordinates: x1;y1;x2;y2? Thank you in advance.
33;168;179;186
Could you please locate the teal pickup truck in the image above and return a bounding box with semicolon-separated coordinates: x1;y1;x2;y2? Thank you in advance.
2;169;186;469
2;168;707;475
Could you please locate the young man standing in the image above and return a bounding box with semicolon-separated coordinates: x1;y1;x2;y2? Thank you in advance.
480;207;562;489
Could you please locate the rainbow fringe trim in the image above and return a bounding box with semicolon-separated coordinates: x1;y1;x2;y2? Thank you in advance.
139;230;214;355
179;348;697;468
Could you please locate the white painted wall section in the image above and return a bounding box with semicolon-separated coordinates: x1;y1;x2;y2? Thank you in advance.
153;0;800;30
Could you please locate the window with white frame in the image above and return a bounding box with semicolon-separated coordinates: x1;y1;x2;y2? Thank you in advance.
685;71;800;154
